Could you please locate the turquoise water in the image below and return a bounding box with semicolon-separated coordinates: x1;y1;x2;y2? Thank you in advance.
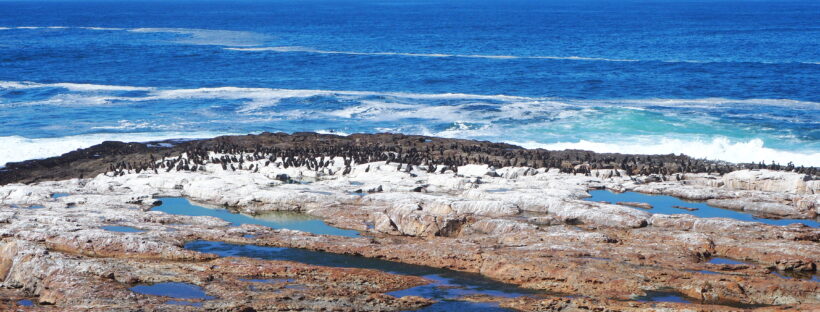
101;225;144;233
186;240;535;311
51;193;69;199
585;190;819;227
153;197;360;237
1;0;818;167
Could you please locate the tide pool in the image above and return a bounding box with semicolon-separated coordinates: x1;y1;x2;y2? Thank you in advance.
584;190;819;227
186;240;538;311
152;197;360;237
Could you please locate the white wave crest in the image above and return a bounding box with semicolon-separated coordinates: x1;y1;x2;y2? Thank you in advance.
314;129;351;136
0;81;153;92
7;80;816;110
2;81;817;166
0;81;532;109
0;132;234;167
225;46;640;62
511;137;820;167
79;27;126;31
225;46;820;65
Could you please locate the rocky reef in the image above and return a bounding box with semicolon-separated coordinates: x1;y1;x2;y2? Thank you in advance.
0;133;817;311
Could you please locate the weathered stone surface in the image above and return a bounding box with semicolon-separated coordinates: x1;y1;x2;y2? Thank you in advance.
0;134;818;311
723;169;819;194
548;200;650;228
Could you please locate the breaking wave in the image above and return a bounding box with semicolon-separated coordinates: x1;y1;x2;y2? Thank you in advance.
512;137;820;167
2;81;818;109
1;81;818;167
0;132;234;167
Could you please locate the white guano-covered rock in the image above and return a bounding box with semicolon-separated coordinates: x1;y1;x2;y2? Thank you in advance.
548;201;650;228
722;170;817;194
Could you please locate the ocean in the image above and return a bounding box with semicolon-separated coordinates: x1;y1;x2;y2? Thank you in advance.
1;0;818;166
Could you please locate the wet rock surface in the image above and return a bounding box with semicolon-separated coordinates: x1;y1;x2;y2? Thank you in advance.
0;133;818;311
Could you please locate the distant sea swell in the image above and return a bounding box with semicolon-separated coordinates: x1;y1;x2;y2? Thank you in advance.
1;26;817;65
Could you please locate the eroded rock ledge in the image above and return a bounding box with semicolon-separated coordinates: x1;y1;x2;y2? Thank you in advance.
2;132;817;185
0;133;818;311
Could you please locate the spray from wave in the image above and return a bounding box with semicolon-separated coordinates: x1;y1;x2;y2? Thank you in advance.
0;132;235;167
511;137;820;167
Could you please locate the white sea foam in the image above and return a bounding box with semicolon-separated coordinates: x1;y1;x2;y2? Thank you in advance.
0;26;268;47
227;46;820;65
90;120;154;131
510;137;820;167
128;27;270;46
5;133;813;168
0;132;235;167
79;27;126;31
2;80;818;166
315;129;351;136
225;46;641;62
0;81;533;109
14;80;816;111
3;81;818;114
0;81;153;92
2;26;816;64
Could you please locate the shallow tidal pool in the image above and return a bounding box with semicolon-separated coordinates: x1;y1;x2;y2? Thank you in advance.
186;240;538;311
584;190;819;227
152;197;360;237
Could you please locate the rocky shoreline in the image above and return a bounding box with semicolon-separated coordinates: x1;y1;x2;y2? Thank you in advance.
0;133;817;311
2;132;817;185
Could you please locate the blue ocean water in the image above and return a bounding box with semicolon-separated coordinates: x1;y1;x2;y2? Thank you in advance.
0;0;818;166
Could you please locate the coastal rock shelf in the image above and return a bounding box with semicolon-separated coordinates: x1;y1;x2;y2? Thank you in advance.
0;133;817;311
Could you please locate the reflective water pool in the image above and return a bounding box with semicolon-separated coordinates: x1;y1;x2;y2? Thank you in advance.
101;225;144;233
153;197;360;237
130;281;214;307
186;240;538;311
17;299;34;306
585;190;819;227
634;290;690;303
708;257;747;265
